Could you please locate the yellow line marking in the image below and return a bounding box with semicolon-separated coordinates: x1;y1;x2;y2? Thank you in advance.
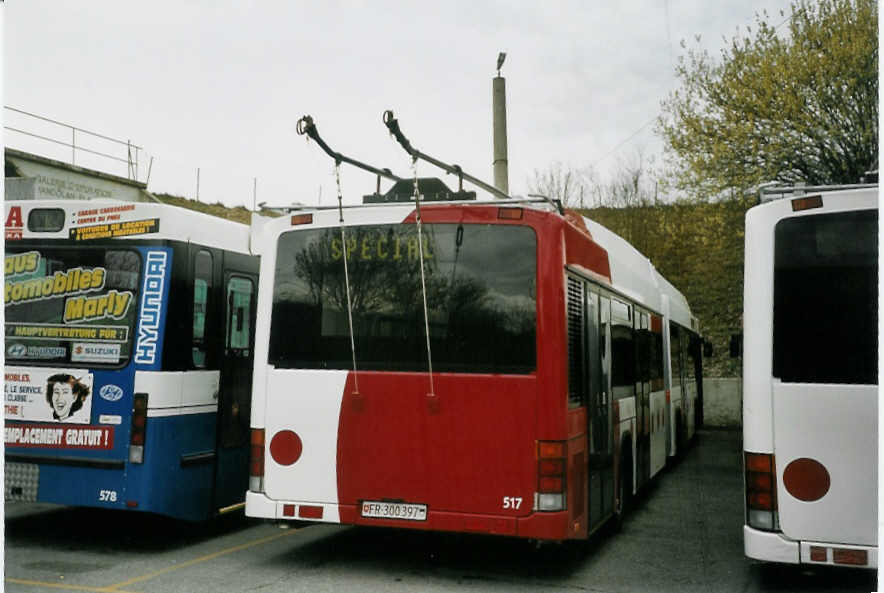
218;502;245;514
105;529;297;590
5;579;139;593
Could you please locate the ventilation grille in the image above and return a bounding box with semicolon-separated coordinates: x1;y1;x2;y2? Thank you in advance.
567;276;584;404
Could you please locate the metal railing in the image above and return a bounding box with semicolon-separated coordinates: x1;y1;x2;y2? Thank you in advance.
4;106;142;181
759;182;878;203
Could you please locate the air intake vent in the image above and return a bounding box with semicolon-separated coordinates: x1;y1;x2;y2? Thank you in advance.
567;276;584;405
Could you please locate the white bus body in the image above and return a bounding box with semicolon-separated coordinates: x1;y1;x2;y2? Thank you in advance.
742;185;878;568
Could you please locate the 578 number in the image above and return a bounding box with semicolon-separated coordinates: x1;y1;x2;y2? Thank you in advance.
502;496;523;510
99;489;117;502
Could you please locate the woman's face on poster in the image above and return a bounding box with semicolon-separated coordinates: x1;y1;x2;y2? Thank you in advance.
52;382;75;419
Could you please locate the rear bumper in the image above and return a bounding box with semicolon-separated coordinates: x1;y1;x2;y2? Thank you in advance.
245;490;341;523
246;491;571;540
744;525;799;564
744;526;877;568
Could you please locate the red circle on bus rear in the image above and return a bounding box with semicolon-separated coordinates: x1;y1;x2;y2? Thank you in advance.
270;430;303;466
782;457;830;502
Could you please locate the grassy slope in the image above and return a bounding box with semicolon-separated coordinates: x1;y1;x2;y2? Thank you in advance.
151;193;265;224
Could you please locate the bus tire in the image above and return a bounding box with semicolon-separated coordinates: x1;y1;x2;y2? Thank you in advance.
675;414;685;461
613;441;633;531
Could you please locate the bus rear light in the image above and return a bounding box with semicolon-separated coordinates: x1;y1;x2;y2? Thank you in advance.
833;548;868;566
498;207;523;220
129;393;148;464
299;505;323;519
746;472;772;492
290;213;313;226
536;440;566;511
745;452;772;473
809;546;827;562
791;195;823;211
745;452;779;531
539;459;564;475
129;446;144;464
283;504;295;517
748;491;773;510
747;509;777;531
536;493;565;512
539;477;563;493
782;457;830;502
126;500;138;508
249;429;265;492
538;441;565;459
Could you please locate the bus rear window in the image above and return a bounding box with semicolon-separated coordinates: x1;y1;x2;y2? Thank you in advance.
5;247;142;368
269;223;537;374
773;210;877;384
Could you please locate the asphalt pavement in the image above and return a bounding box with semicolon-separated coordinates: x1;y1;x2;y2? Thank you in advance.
4;429;878;593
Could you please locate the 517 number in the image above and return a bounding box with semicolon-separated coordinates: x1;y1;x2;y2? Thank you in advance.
502;496;523;510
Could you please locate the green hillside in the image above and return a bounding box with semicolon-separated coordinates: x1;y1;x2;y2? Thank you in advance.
152;193;274;224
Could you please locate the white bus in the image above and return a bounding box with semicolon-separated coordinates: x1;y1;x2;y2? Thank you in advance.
742;184;878;568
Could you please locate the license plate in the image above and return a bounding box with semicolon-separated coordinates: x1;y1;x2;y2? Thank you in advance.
361;501;428;521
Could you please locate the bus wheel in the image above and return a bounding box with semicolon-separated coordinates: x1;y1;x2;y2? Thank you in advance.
612;445;632;532
675;414;685;461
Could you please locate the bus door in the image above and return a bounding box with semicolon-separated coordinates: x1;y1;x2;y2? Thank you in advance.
587;290;614;529
688;334;703;430
770;209;877;548
214;272;257;510
669;322;685;453
634;311;651;489
681;331;696;440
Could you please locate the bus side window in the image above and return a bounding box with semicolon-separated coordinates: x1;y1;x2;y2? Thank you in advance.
680;330;692;390
669;322;682;393
598;295;611;445
192;250;213;368
635;311;650;386
610;299;634;397
226;276;255;355
650;319;664;392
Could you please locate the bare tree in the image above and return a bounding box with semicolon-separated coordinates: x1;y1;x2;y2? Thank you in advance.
526;162;600;208
602;149;660;209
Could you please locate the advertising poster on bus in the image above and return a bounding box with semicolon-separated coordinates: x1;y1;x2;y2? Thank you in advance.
4;366;115;451
4;366;94;424
4;247;140;368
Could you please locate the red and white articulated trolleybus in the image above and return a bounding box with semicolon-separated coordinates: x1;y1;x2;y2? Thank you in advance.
742;183;878;568
245;176;703;541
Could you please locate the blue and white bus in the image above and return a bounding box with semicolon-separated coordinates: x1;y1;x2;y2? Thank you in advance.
4;199;259;521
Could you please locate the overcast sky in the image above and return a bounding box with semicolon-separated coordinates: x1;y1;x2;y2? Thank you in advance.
4;1;795;209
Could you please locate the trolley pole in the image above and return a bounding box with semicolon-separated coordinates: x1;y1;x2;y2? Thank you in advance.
492;52;509;195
